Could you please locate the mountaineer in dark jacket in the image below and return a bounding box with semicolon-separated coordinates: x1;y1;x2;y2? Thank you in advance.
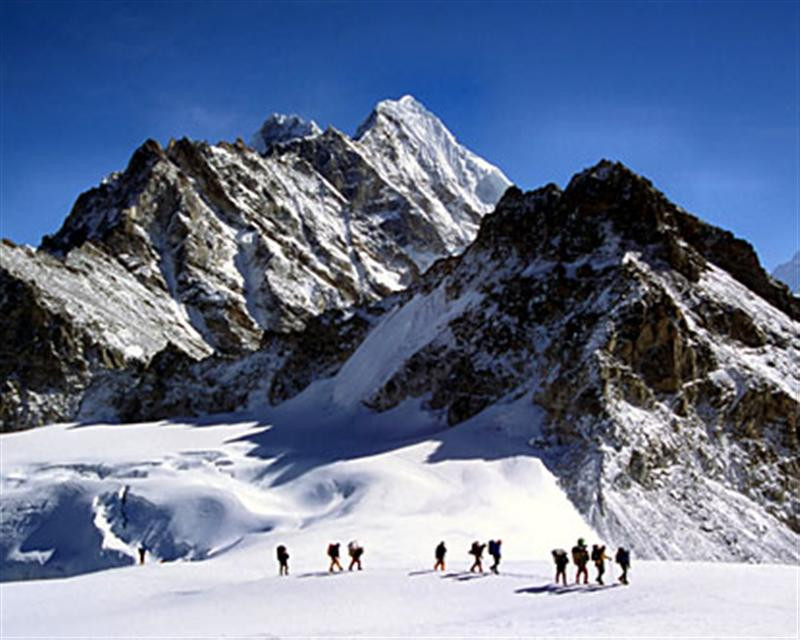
434;541;447;571
327;542;343;572
571;538;589;585
591;544;608;585
488;539;502;574
615;547;631;584
469;541;485;573
552;548;569;586
347;540;364;571
276;544;290;576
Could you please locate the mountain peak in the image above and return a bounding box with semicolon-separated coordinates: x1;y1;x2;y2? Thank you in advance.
251;113;321;154
353;95;511;247
375;93;427;115
566;159;653;193
355;94;444;141
772;251;800;294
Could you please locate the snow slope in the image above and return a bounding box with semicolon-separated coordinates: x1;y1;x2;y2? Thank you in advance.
1;384;592;582
3;555;795;637
2;404;797;637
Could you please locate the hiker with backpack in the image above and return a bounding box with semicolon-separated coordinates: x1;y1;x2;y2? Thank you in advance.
551;548;569;586
468;540;485;573
434;541;447;571
615;546;631;584
571;538;589;584
276;544;290;576
591;544;608;585
327;542;343;572
347;540;364;571
488;539;502;574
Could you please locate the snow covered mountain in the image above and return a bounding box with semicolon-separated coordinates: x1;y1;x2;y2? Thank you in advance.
355;95;510;252
333;160;799;563
1;96;797;566
8;156;796;565
772;250;800;293
0;96;510;429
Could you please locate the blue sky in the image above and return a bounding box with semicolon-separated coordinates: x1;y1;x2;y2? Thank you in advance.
1;1;797;269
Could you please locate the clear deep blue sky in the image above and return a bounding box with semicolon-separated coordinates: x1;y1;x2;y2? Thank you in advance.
1;1;797;269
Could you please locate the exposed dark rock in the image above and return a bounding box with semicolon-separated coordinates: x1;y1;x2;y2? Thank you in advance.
0;266;126;430
350;159;799;561
268;308;374;405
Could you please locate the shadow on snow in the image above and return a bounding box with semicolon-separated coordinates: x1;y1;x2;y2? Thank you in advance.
516;582;623;596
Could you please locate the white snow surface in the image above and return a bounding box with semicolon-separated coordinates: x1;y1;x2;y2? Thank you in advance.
3;557;796;638
2;400;797;636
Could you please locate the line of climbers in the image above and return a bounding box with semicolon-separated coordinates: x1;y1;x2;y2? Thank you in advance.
551;538;631;586
274;537;631;585
276;540;367;575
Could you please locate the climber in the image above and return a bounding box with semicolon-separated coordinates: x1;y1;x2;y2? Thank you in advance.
434;541;447;571
615;546;631;585
488;539;502;574
347;540;364;571
469;540;485;573
591;544;608;585
552;548;569;586
327;542;343;572
571;538;589;584
276;544;290;576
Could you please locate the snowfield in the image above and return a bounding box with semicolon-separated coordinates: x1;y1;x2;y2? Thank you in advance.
3;554;796;638
1;386;798;637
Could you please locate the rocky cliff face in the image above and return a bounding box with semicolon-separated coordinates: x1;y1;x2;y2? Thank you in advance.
322;161;799;562
1;96;509;430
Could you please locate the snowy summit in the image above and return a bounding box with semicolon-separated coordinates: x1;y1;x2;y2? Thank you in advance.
250;113;322;154
1;95;512;429
356;95;511;250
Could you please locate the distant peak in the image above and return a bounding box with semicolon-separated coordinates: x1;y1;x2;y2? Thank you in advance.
772;251;800;294
251;113;321;154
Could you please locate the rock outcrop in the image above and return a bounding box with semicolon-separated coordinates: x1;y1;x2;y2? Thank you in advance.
339;160;799;562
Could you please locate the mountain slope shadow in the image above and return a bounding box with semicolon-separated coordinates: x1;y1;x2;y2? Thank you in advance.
227;370;556;489
227;382;452;486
